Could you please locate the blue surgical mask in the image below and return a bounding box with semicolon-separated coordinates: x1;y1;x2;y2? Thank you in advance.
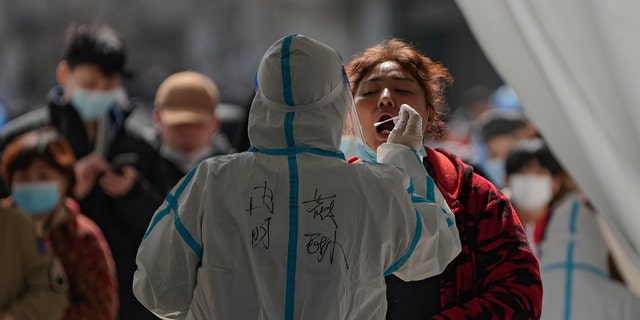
12;181;61;216
355;143;378;163
71;88;119;120
484;158;506;188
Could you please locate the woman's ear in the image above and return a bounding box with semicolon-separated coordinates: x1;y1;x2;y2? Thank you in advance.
552;173;565;195
56;61;70;86
152;109;162;127
427;108;433;123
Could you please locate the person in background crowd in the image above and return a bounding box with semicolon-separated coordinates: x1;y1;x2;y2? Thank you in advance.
133;34;460;320
433;85;493;172
231;91;256;153
504;138;640;319
345;38;542;319
142;71;234;196
476;109;536;188
0;23;160;320
503;138;562;251
1;127;118;319
0;206;68;320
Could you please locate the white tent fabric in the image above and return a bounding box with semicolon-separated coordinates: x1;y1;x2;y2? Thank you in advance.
455;0;640;293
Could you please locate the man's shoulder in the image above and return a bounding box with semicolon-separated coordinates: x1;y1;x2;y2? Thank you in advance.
211;131;236;155
0;206;36;235
123;119;158;148
1;106;51;145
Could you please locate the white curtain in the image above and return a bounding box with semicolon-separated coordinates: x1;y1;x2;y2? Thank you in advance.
455;0;640;292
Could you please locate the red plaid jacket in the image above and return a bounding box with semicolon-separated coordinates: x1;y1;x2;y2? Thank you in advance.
351;147;542;319
49;199;119;320
425;147;542;319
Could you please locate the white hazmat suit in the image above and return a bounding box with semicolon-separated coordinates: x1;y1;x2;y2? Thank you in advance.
133;34;460;320
540;192;640;319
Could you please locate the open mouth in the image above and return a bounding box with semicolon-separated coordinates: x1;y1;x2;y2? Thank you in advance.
376;115;395;136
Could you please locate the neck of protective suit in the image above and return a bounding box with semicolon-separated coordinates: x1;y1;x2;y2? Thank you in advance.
248;35;353;153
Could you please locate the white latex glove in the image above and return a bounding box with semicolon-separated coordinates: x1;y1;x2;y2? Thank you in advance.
387;104;423;149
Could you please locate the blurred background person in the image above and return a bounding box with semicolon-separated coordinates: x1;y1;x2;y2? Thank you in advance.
431;84;538;188
503;138;565;253
0;23;161;320
432;85;493;175
138;71;234;197
0;206;68;320
1;127;118;320
504;138;640;319
476;108;537;189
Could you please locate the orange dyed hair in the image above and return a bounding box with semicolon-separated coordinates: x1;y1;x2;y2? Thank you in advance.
1;127;77;196
346;39;453;138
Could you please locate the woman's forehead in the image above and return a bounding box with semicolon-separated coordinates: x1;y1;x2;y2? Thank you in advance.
362;61;417;83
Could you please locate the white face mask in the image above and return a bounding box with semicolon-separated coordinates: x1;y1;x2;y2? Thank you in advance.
508;174;553;213
160;144;213;173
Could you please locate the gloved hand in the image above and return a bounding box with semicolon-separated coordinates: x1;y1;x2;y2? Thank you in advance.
387;104;423;149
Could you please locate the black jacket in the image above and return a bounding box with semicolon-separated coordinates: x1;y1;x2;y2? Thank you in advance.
133;126;235;198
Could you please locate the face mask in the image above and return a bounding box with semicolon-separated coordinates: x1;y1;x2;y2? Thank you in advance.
160;144;214;173
508;174;553;212
355;143;378;163
484;158;506;188
71;88;120;121
12;181;61;216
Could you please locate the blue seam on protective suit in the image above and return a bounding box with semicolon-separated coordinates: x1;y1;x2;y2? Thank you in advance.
541;263;607;278
248;146;344;319
280;34;298;320
563;200;580;320
173;208;203;258
441;207;454;227
285;151;299;320
250;146;345;160
142;195;174;241
356;149;430;277
142;167;197;240
281;35;295;106
426;176;435;202
140;166;202;261
285;112;296;147
406;172;415;195
411;195;433;204
384;208;423;276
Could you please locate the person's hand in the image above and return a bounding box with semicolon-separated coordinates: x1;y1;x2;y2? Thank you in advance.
387;104;423;149
0;313;16;320
74;153;110;200
99;165;138;198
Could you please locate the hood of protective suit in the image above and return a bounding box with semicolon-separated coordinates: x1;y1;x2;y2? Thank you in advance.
248;34;352;152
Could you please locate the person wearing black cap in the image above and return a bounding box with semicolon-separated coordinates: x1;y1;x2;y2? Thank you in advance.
0;23;161;320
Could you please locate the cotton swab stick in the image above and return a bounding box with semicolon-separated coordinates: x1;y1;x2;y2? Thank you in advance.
373;116;399;127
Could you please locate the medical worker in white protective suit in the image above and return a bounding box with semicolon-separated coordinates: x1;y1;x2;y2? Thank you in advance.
539;192;640;319
132;34;460;320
